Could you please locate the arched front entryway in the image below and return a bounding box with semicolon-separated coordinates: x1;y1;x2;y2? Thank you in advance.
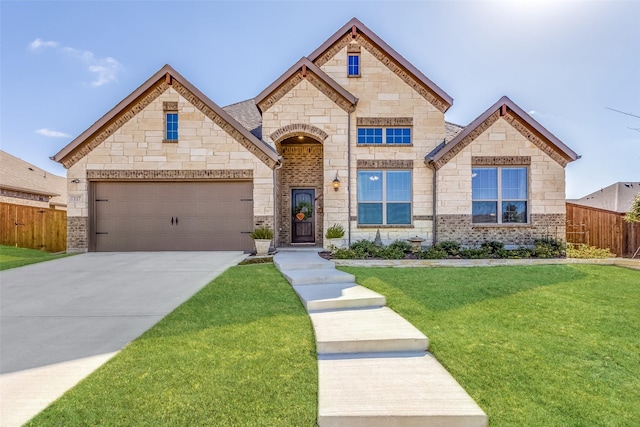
276;135;324;247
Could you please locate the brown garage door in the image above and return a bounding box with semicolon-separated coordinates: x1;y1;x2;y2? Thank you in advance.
91;181;253;251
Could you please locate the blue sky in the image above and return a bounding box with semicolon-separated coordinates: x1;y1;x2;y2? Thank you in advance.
1;0;638;199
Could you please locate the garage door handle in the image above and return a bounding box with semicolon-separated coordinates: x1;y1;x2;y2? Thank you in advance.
175;217;178;225
171;217;174;225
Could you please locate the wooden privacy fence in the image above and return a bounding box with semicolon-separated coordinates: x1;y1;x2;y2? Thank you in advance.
566;202;640;258
0;202;67;252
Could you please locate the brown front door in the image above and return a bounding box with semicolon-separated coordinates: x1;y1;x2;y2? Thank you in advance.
291;189;315;243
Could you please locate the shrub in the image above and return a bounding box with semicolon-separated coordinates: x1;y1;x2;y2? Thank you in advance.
325;223;345;239
567;244;616;259
377;246;406;259
332;248;358;259
387;239;413;254
250;226;273;240
435;241;461;256
532;238;564;258
460;247;491;259
418;246;448;259
349;239;380;258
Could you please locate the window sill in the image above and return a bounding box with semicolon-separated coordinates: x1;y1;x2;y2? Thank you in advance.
163;139;179;144
356;144;413;147
348;74;361;78
357;224;414;229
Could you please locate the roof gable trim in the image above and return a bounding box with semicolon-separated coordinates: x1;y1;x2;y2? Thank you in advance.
426;96;579;170
256;58;358;113
309;18;453;113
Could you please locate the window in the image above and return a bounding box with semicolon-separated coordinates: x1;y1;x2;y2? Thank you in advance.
357;128;412;145
358;170;411;225
472;167;528;224
348;54;360;76
165;112;178;142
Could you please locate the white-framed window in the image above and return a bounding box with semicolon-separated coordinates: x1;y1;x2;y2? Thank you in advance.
357;127;411;145
357;170;412;225
472;167;528;224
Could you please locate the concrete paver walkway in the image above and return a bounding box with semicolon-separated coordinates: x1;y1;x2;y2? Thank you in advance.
0;251;246;427
274;249;487;427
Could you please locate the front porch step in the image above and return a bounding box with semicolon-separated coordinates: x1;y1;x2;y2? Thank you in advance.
318;352;488;427
310;307;428;354
281;268;355;287
273;252;335;271
293;282;386;311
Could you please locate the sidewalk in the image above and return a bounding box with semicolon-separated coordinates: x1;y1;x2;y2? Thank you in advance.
274;249;487;427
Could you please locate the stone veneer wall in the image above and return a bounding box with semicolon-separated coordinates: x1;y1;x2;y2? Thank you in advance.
67;216;88;252
277;142;324;246
437;213;567;247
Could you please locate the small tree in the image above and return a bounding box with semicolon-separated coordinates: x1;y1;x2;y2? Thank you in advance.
624;194;640;223
625;194;640;258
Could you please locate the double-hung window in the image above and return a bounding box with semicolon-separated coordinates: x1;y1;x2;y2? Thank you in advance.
357;128;412;145
472;167;528;224
358;170;412;225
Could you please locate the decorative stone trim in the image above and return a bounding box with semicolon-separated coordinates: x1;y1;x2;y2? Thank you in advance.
357;159;413;169
358;225;414;229
433;111;501;170
306;71;355;112
163;101;178;111
86;169;253;180
281;145;323;156
347;43;361;53
257;73;304;112
171;81;279;169
314;33;352;67
357;117;413;127
270;123;329;144
472;156;531;166
0;189;50;202
503;113;569;167
413;215;433;221
61;81;170;168
355;34;449;113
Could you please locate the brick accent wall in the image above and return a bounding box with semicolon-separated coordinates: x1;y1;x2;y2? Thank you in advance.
277;142;324;246
67;216;88;252
437;213;567;247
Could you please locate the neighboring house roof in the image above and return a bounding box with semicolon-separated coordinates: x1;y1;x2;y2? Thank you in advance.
53;64;281;169
568;182;640;213
308;17;453;113
0;150;67;206
425;96;580;170
445;121;465;142
255;57;358;114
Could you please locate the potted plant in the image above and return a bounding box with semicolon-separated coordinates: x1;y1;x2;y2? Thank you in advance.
251;226;273;256
325;223;345;249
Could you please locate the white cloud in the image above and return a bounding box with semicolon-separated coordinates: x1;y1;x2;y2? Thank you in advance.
36;128;71;138
28;38;121;87
29;38;59;50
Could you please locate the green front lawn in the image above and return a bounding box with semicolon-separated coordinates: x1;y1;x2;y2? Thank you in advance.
0;245;71;270
26;264;317;427
342;264;640;426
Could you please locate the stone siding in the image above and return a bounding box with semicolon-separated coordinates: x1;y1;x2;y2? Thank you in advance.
66;87;274;251
437;213;567;246
67;216;88;252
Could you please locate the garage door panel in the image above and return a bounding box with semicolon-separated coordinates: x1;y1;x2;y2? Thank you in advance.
93;181;253;251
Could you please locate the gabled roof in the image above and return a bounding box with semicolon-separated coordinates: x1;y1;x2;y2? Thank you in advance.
308;17;453;113
569;182;640;213
1;150;67;206
53;64;281;169
255;57;358;114
425;96;580;170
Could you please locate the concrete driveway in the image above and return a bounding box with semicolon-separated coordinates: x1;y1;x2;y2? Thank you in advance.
0;251;247;427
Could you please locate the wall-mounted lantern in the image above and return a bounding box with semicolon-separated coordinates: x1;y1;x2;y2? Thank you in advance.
332;174;340;191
